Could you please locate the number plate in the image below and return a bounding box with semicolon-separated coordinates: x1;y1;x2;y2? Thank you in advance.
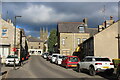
71;65;77;67
103;66;109;68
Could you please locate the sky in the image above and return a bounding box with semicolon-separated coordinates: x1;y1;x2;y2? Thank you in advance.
1;1;119;37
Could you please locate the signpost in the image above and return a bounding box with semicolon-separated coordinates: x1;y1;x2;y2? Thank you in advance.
12;48;16;52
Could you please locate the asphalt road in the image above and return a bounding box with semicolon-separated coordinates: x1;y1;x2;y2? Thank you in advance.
6;55;117;79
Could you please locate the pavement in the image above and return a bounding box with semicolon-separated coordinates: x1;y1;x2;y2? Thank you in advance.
1;55;118;80
0;73;2;80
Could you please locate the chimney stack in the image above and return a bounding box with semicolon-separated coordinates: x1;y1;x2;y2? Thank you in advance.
110;16;113;20
83;18;88;24
83;18;88;28
7;19;12;23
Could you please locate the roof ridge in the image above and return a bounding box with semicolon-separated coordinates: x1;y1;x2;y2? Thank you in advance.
58;22;84;24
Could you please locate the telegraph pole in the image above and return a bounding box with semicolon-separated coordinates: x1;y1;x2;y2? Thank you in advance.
116;34;120;58
14;16;22;70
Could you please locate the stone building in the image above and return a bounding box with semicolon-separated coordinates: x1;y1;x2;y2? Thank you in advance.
40;27;48;41
40;27;48;52
0;17;27;63
81;17;120;60
27;36;44;55
57;18;98;56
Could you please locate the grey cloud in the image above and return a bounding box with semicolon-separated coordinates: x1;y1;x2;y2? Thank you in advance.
2;2;118;37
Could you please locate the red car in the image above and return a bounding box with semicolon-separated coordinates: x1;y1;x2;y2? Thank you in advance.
61;56;80;68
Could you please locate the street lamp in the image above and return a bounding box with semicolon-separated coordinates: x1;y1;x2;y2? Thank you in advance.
14;16;22;70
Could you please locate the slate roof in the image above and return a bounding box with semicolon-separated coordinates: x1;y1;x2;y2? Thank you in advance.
58;22;84;33
27;37;43;42
85;28;98;37
57;22;98;36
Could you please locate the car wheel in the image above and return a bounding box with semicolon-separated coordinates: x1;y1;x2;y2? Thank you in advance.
5;64;7;67
89;66;96;76
50;61;52;63
76;64;81;73
65;65;68;69
18;63;21;66
57;61;58;65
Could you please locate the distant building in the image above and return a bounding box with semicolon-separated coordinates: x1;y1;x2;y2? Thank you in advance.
57;18;98;56
27;36;44;55
0;16;27;63
19;28;28;61
40;27;48;52
81;17;119;60
40;27;48;41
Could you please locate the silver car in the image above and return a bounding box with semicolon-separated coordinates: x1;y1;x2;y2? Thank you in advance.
55;55;66;65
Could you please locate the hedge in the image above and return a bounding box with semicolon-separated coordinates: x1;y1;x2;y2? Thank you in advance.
112;59;120;68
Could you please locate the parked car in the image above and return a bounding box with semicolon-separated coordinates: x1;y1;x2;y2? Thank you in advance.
76;56;114;76
24;53;30;60
55;55;66;65
116;63;120;79
61;56;79;68
5;55;20;66
46;54;52;61
42;53;49;59
51;54;61;63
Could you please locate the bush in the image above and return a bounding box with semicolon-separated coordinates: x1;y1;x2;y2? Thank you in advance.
112;59;120;68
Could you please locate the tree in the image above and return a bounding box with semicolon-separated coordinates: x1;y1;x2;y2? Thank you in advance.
48;29;57;52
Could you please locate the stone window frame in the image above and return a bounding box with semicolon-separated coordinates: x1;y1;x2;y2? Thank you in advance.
1;27;8;38
77;38;81;45
78;24;85;33
62;38;65;45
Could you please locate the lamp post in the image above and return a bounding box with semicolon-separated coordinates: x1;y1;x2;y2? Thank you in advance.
116;34;120;58
14;16;22;70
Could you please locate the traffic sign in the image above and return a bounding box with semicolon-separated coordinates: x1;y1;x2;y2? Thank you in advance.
12;48;16;52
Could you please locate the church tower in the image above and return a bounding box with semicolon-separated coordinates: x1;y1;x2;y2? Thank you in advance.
40;27;48;42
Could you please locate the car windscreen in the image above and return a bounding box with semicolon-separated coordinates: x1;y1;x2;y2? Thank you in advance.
59;56;63;59
44;53;48;55
53;55;57;57
95;58;110;61
69;57;78;62
7;56;18;58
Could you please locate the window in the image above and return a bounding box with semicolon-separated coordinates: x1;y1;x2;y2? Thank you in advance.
53;55;57;57
1;28;8;37
39;46;40;48
62;38;65;45
69;57;78;62
31;46;33;49
86;58;92;61
78;26;85;33
95;58;110;61
39;43;40;45
77;38;81;45
82;38;87;42
59;56;64;59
